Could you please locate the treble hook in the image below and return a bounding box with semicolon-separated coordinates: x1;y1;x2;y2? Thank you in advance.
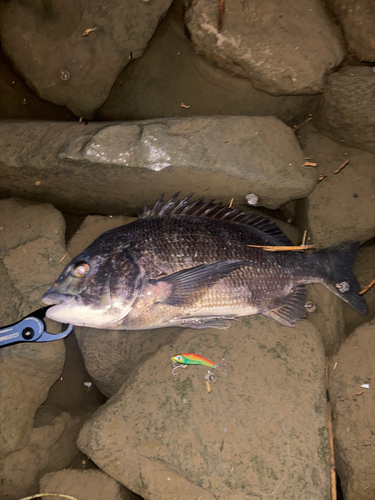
172;363;187;376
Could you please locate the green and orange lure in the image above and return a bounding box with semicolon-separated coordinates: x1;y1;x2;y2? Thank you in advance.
171;353;227;375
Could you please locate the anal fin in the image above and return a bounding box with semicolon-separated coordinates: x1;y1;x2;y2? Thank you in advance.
263;286;308;327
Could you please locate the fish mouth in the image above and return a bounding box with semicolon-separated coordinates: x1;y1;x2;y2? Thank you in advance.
42;292;73;306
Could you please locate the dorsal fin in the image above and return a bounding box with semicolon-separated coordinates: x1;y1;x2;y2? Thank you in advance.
140;193;291;246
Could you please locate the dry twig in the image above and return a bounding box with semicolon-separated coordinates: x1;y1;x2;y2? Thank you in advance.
325;359;337;500
246;244;315;252
359;278;375;295
334;160;349;174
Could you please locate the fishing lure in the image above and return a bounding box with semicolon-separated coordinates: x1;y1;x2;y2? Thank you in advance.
171;353;227;375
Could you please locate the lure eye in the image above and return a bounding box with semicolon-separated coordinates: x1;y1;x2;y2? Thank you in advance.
73;262;90;278
176;355;182;361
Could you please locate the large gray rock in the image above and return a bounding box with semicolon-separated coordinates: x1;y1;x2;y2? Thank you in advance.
0;117;317;214
0;406;88;500
296;123;375;247
40;469;139;500
314;66;375;155
326;0;375;62
0;198;67;459
330;318;375;500
0;0;173;118
98;1;319;125
185;0;345;95
78;317;330;499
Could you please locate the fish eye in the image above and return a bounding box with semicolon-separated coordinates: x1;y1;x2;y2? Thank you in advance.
73;262;90;278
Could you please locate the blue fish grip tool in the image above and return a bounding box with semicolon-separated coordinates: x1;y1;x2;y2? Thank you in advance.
0;307;73;347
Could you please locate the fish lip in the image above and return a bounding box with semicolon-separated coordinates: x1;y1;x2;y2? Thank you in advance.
42;292;72;306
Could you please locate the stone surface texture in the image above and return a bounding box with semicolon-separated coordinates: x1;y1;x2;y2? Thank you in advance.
0;198;67;459
314;66;375;155
0;405;87;500
0;117;317;214
296;123;375;247
0;0;173;118
40;469;139;500
330;318;375;500
78;317;330;500
326;0;375;61
185;0;345;95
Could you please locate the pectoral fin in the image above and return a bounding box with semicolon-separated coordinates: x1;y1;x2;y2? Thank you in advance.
150;260;250;306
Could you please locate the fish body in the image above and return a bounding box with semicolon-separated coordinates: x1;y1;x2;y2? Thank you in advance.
171;353;219;368
42;193;369;330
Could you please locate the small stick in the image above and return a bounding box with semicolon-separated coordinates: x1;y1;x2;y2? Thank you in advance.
333;362;337;370
302;230;307;247
325;359;337;500
304;162;317;167
246;244;315;252
82;27;97;37
59;254;67;263
206;380;211;392
359;278;375;295
220;439;225;451
334;160;349;174
317;174;326;183
293;115;313;133
203;185;210;191
180;103;190;109
229;198;234;208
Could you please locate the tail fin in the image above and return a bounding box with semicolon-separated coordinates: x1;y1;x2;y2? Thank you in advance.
316;241;368;315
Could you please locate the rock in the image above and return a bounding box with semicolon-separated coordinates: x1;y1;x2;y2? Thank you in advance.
295;123;375;246
0;0;173;118
326;0;375;62
0;117;317;214
39;469;139;500
0;405;88;500
0;198;67;459
98;1;319;125
78;317;330;499
314;66;375;155
185;0;345;95
329;318;375;499
343;241;375;335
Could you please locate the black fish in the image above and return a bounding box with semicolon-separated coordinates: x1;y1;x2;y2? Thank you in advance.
42;193;368;329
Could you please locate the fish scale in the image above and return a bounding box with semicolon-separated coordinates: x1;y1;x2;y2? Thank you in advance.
42;194;368;330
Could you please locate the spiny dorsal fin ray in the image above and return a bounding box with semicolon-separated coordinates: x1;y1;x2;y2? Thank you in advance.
140;193;292;246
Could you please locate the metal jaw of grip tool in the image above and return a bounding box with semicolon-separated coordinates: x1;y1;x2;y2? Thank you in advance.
0;307;73;347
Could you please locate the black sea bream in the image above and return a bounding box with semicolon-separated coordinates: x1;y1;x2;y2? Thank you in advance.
42;194;368;329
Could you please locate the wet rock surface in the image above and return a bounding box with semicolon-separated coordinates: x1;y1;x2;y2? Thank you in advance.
0;405;88;500
0;198;66;459
185;0;344;95
0;117;317;213
315;66;375;155
40;469;140;500
326;0;375;62
78;317;330;500
296;123;375;247
0;0;172;118
330;317;375;499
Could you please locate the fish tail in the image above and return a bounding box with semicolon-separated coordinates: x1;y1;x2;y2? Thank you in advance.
315;241;368;315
